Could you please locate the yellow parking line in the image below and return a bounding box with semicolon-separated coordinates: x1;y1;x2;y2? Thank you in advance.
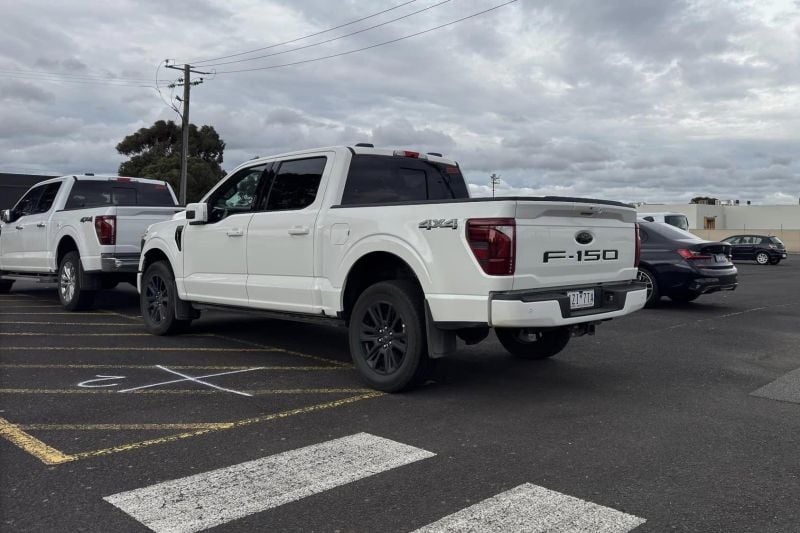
0;332;214;337
0;346;310;352
98;309;141;321
213;333;351;367
0;417;75;465
0;321;139;326
20;422;235;431
0;305;64;308
0;388;364;395
0;312;119;315
69;392;383;461
0;363;346;370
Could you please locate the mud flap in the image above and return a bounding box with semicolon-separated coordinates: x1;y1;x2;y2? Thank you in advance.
174;296;200;320
425;302;457;359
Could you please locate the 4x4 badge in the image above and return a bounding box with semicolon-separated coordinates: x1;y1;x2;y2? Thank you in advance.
419;219;458;230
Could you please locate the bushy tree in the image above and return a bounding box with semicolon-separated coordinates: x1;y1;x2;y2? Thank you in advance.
116;120;225;203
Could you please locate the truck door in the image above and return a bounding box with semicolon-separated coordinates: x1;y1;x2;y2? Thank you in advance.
1;184;45;270
23;181;63;272
246;155;330;313
182;164;268;305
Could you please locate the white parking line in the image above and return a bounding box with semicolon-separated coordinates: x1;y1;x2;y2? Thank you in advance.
413;483;645;533
104;432;434;533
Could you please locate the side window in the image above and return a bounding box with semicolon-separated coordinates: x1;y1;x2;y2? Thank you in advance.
397;168;428;202
13;186;45;217
207;165;266;223
34;182;62;213
642;216;655;222
726;236;740;245
264;157;326;211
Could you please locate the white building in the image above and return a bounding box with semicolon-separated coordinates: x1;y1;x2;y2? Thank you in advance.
637;204;800;230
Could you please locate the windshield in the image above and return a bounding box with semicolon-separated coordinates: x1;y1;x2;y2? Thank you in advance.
770;237;784;246
664;215;690;231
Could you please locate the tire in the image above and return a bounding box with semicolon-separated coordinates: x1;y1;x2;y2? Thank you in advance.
769;258;781;265
348;280;430;392
755;252;770;265
0;279;13;294
495;327;570;360
669;293;699;303
140;260;191;335
58;251;96;311
636;267;660;308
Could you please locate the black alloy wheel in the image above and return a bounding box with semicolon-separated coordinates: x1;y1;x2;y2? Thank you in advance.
348;280;429;392
140;261;190;335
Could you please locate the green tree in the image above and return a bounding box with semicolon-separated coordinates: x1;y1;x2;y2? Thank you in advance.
116;120;226;203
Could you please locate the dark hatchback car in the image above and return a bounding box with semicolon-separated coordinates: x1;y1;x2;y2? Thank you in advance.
637;222;738;307
721;234;787;265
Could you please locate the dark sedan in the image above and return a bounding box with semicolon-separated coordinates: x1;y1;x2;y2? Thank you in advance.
721;234;787;265
637;222;738;307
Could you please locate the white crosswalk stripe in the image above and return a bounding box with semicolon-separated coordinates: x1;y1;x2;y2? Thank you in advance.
413;483;645;533
104;432;435;533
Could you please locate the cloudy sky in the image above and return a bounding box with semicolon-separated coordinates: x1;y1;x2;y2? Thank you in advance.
1;0;798;204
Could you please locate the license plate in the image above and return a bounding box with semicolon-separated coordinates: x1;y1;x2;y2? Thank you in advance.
714;253;727;263
568;289;595;310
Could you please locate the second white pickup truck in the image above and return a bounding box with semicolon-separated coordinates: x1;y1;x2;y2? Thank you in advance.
138;145;647;391
0;175;181;309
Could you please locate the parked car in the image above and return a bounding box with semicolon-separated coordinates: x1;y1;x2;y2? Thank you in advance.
0;175;181;309
637;212;690;231
721;234;787;265
138;144;647;391
637;222;737;307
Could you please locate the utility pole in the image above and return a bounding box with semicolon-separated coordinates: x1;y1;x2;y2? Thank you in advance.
165;63;210;205
490;173;501;198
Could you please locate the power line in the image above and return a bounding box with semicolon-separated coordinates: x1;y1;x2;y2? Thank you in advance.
198;0;452;69
185;0;419;65
0;67;157;84
0;73;166;89
214;0;518;75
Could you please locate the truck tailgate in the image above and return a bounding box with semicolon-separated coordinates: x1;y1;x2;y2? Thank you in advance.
113;206;182;254
512;201;638;290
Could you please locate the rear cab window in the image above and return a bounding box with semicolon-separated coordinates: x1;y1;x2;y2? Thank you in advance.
65;179;176;209
341;154;468;205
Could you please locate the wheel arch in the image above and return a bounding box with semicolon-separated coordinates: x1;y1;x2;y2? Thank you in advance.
340;251;424;325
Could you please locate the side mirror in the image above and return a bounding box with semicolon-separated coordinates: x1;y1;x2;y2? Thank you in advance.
0;209;12;224
185;202;208;225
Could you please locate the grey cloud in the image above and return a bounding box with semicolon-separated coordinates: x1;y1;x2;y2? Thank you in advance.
0;80;54;103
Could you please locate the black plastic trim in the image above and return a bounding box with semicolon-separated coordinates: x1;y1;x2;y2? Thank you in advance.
491;281;646;319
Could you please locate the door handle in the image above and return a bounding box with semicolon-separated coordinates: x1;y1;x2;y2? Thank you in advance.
15;225;23;230
37;222;46;228
226;229;244;237
287;226;310;236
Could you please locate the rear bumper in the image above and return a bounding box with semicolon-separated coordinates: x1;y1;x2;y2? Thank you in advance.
686;273;738;295
489;281;647;328
99;253;141;273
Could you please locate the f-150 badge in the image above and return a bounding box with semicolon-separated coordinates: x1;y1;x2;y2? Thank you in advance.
419;219;458;230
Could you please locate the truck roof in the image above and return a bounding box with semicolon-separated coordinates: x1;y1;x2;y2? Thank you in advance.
36;175;171;186
243;145;458;168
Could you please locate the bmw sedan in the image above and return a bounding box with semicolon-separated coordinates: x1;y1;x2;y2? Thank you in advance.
721;234;787;265
637;222;738;307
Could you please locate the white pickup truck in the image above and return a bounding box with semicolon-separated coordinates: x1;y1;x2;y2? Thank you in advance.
138;145;646;391
0;175;181;309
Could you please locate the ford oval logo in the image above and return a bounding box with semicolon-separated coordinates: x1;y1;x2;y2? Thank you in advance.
575;231;594;245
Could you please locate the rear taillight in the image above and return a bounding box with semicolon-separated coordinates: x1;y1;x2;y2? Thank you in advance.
466;218;515;275
94;215;116;245
677;248;711;260
634;223;641;268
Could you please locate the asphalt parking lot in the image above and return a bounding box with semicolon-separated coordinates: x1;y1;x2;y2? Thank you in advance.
2;261;800;532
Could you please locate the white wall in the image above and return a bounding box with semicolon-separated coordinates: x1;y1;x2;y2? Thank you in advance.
637;204;800;230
